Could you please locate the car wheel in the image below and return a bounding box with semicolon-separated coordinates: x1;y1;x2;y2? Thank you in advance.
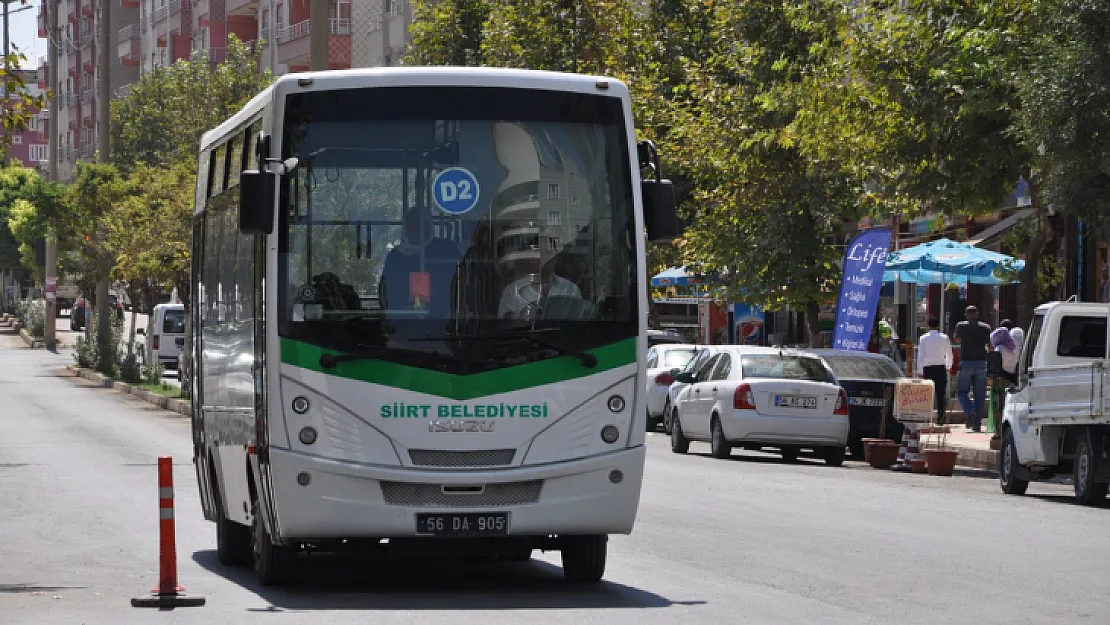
780;446;799;463
662;399;672;435
823;445;846;467
1074;434;1108;506
709;416;732;459
999;427;1028;496
670;412;690;454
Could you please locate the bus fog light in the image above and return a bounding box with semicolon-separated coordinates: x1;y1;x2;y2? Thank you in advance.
609;469;623;484
601;425;620;444
607;395;625;413
298;427;317;445
292;396;310;414
296;472;311;486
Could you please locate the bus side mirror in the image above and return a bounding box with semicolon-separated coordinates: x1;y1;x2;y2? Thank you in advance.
239;169;276;235
643;178;678;242
638;139;679;242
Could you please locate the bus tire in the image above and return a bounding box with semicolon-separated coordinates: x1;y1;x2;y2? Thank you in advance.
1074;434;1108;506
561;535;606;583
251;500;294;586
214;470;251;566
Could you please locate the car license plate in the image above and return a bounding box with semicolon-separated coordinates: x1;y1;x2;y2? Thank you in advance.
774;394;816;409
415;512;510;537
850;396;885;407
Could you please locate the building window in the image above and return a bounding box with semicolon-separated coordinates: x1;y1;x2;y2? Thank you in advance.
11;136;20;145
387;0;401;17
548;237;560;250
547;211;561;226
29;145;47;162
571;196;580;205
548;183;560;199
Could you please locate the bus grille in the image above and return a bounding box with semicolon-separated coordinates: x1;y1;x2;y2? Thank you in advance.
408;449;516;467
379;480;543;508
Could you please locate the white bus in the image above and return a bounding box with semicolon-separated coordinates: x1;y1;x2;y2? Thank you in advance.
189;67;677;585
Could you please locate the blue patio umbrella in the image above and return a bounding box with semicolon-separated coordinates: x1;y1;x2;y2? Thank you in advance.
651;266;726;288
884;238;1024;281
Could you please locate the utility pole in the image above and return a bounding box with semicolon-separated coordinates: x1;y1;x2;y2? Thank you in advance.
309;0;329;71
44;0;60;351
3;0;10;167
95;0;112;369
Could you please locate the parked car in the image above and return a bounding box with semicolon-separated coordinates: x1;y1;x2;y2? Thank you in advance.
70;294;124;330
138;303;186;370
670;346;850;465
807;349;907;459
644;343;700;430
662;345;722;435
648;329;689;347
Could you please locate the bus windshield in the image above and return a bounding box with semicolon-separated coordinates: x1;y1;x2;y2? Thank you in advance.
277;86;638;373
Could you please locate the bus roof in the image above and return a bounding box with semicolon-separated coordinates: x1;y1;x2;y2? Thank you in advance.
198;66;630;154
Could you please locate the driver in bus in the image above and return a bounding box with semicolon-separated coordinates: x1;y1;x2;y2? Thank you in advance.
379;206;461;319
498;225;584;321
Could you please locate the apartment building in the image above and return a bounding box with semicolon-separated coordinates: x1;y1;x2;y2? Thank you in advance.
37;0;140;181
6;67;50;170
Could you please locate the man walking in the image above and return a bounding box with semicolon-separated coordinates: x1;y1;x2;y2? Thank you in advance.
954;305;993;432
917;316;953;425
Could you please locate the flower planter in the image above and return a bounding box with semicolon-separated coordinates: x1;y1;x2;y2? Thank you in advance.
909;458;927;473
866;440;900;469
925;449;959;476
860;438;886;462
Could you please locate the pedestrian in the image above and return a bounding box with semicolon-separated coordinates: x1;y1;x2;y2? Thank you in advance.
990;319;1020;384
917;315;953;425
954;305;993;432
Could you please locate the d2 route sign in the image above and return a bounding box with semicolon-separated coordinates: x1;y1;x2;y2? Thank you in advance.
432;167;480;215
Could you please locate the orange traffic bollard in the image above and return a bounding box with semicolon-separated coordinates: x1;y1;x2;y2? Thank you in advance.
132;456;205;608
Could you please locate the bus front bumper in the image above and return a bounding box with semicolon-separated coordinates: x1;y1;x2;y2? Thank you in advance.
267;445;646;540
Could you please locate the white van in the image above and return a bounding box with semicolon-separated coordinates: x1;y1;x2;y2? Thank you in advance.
143;303;186;369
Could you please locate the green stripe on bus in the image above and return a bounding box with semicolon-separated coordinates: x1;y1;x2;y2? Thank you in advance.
279;337;637;400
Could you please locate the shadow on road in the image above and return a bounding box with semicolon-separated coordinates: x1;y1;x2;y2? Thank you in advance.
192;549;696;611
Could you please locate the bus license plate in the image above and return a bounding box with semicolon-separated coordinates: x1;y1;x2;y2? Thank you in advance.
415;513;510;537
774;395;816;409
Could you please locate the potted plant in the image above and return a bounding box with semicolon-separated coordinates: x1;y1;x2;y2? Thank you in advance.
861;386;895;463
924;425;959;476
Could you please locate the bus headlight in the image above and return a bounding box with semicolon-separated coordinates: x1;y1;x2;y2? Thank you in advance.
298;427;317;445
606;395;625;413
292;396;310;414
601;425;620;444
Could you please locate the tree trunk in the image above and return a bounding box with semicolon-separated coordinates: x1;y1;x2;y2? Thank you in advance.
95;279;113;375
806;301;823;347
1019;186;1052;329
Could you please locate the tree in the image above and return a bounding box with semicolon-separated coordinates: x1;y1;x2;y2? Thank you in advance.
111;36;273;171
407;0;492;66
2;167;70;279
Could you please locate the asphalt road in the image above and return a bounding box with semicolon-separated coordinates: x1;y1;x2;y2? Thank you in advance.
2;331;1109;625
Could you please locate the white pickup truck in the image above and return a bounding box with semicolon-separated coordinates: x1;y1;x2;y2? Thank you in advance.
996;301;1110;505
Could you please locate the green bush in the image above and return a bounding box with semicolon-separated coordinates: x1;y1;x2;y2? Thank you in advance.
16;299;46;337
120;349;143;383
144;358;165;386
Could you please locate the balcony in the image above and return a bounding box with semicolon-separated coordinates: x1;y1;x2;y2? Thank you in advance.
118;24;141;65
276;18;352;67
37;5;48;38
226;0;259;16
82;3;94;18
79;144;96;161
154;4;169;23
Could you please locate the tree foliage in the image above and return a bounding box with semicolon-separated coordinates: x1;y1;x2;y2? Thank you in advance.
111;36;273;171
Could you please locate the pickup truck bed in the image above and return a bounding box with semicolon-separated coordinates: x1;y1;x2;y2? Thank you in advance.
1027;361;1110;425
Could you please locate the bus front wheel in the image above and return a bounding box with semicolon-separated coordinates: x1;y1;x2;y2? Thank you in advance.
251;499;294;586
561;535;607;583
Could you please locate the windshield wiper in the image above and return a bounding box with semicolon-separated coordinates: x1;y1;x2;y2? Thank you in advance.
416;328;598;368
319;345;501;369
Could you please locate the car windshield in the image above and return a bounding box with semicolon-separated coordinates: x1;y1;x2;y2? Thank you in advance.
817;354;903;380
662;348;697;369
162;310;186;334
740;354;832;383
277;86;637;374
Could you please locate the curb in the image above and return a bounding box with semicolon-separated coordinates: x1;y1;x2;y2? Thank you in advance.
65;365;190;417
954;446;998;472
19;327;44;348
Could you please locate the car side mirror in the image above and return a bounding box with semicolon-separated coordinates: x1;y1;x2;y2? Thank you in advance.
670;367;681;376
987;351;1003;376
239;169;277;235
638;140;678;242
674;372;694;384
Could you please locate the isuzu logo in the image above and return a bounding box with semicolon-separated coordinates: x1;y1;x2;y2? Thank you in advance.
428;419;495;433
